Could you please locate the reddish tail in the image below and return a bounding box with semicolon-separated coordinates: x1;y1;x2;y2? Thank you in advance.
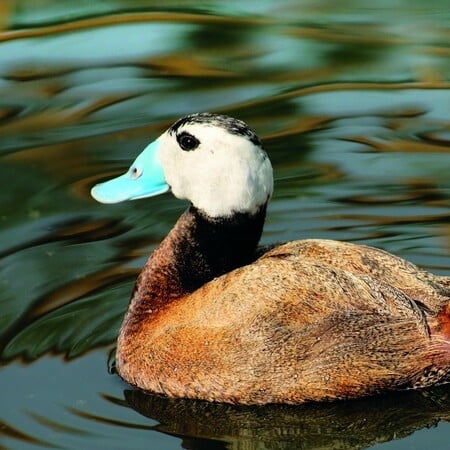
437;304;450;341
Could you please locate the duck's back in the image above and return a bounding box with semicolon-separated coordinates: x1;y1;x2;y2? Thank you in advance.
118;239;450;404
267;239;450;311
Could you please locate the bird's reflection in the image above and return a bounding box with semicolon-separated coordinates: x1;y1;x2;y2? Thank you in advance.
124;385;450;450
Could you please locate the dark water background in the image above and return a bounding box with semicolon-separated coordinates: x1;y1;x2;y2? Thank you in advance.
1;1;449;449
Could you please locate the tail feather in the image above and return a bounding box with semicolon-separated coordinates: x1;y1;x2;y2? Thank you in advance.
437;304;450;341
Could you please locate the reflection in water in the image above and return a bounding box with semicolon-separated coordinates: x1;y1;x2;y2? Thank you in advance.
0;1;449;449
119;387;450;450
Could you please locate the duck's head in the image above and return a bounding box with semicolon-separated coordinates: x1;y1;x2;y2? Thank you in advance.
91;113;273;218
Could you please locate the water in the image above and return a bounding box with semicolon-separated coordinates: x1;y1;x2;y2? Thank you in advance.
1;1;449;449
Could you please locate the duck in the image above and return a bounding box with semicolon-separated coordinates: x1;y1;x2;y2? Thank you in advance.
91;112;450;405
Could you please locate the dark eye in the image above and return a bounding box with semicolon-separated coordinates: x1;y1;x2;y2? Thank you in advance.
177;131;200;151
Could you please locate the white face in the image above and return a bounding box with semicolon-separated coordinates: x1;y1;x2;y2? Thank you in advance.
158;121;273;218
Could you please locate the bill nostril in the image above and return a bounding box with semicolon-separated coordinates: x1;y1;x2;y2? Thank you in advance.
130;166;143;179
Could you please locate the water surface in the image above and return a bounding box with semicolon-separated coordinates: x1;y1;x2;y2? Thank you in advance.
1;1;449;449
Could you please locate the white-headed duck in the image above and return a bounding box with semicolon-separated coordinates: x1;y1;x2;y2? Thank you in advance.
91;113;450;404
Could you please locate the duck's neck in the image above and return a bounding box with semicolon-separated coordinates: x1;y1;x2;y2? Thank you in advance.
127;204;267;317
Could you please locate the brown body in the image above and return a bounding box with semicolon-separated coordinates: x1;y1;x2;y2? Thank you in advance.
116;208;450;405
